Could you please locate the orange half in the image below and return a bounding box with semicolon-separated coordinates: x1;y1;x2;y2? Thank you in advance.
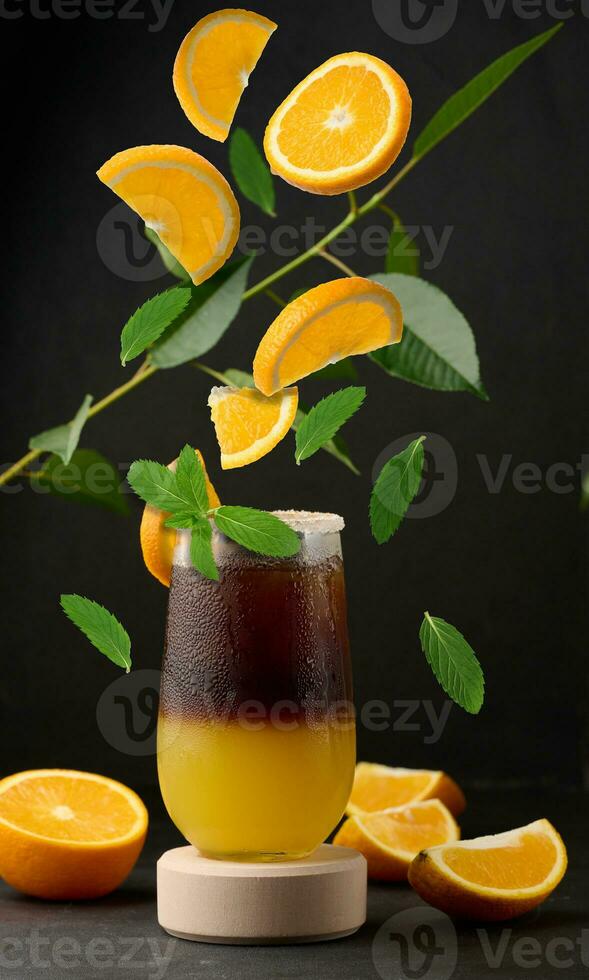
408;819;568;921
253;277;402;396
0;769;148;900
174;9;277;142
208;385;298;469
97;145;240;285
264;52;411;194
346;762;466;818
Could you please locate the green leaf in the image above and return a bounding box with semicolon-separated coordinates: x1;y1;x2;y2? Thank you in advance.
419;612;484;714
120;286;191;365
581;470;589;513
229;128;276;217
413;24;562;161
295;387;366;464
309;358;359;382
29;394;93;465
190;519;219;581
144;225;189;281
164;512;199;530
30;450;129;515
127;459;194;514
60;594;131;672
385;217;419;276
152;256;255;369
214;506;300;558
223;368;256;388
370;436;425;544
174;444;208;515
370;274;488;399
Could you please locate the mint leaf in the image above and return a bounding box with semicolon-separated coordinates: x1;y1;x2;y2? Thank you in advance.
370;436;425;544
214;506;300;558
295;387;366;464
60;594;131;672
164;511;199;529
120;286;191;365
385;216;419;276
419;612;484;714
144;226;189;281
413;24;562;161
29;394;93;465
175;445;208;515
370;274;488;400
190;519;219;581
127;459;194;514
30;449;129;516
229;128;276;217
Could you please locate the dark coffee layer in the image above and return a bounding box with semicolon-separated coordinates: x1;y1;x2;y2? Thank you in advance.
159;554;353;721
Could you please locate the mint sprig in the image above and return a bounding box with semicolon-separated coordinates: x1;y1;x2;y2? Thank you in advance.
295;386;366;464
419;612;484;714
120;286;191;365
214;506;299;557
370;436;426;544
60;594;131;672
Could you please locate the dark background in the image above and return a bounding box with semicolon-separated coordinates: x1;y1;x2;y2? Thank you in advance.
1;1;587;801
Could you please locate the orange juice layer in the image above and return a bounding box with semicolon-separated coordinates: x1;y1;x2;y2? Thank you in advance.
157;715;356;859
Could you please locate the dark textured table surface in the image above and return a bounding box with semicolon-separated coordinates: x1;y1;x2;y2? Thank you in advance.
1;789;587;979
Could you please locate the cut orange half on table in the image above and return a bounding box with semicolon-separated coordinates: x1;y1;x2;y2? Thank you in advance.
174;9;277;142
264;52;411;195
208;385;298;469
253;277;402;396
97;145;240;285
408;819;568;921
334;799;460;881
140;449;220;587
346;763;466;818
0;769;148;900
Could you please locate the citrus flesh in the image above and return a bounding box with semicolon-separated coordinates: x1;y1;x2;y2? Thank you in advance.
174;9;277;142
140;449;220;588
0;769;148;900
334;799;460;881
264;52;411;194
97;144;240;285
253;278;402;396
408;819;567;921
346;762;466;818
208;385;299;469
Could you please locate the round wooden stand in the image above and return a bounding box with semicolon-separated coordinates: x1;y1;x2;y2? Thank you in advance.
157;844;367;945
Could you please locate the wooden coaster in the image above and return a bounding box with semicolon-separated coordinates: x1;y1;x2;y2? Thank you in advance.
157;844;367;945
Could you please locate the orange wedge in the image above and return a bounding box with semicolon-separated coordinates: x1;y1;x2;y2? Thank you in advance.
0;769;148;900
264;52;411;195
347;763;466;818
174;9;277;142
97;145;240;286
408;819;567;921
140;449;220;587
208;385;298;469
334;800;459;881
253;277;402;396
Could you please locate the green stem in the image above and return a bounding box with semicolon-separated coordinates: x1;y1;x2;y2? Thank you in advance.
317;248;357;278
264;288;287;308
192;361;231;385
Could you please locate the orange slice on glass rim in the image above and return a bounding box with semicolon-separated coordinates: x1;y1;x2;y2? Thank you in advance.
0;769;148;900
408;819;568;921
253;277;402;396
173;9;277;142
208;385;298;469
346;762;466;818
334;799;460;881
97;145;240;285
264;52;411;195
140;449;220;587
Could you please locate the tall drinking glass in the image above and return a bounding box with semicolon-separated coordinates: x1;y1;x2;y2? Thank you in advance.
157;511;355;861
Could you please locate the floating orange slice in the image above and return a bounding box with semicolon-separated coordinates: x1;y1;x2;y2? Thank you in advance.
334;800;460;881
346;763;466;818
0;769;148;900
208;385;298;468
253;278;402;396
264;52;411;195
140;449;220;587
97;145;240;285
408;819;567;921
174;9;277;142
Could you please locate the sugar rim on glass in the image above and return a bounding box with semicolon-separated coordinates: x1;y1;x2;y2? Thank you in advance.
271;510;344;534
